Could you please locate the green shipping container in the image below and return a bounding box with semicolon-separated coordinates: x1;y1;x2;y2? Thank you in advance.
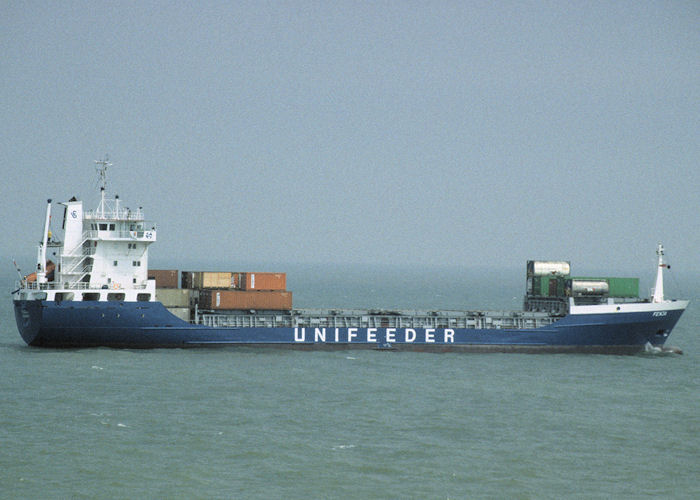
532;276;566;297
607;277;639;298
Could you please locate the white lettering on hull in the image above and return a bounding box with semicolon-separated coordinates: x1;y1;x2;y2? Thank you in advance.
293;327;456;344
367;328;377;342
315;328;326;342
405;328;416;342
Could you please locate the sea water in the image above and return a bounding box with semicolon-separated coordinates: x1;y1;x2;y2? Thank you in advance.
1;265;698;499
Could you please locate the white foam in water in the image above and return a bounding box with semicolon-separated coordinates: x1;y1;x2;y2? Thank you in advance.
643;342;682;356
91;365;104;370
644;342;662;354
332;444;356;450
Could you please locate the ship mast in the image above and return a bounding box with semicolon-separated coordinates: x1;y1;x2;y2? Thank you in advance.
652;243;666;303
36;198;52;284
95;156;111;218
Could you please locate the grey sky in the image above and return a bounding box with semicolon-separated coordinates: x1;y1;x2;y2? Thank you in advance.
2;1;698;275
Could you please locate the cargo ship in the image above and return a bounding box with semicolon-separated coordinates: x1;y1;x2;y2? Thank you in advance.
13;160;688;352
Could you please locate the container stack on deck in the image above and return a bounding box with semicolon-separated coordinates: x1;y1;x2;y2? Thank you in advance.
149;270;190;320
182;271;291;311
150;269;292;321
524;260;639;313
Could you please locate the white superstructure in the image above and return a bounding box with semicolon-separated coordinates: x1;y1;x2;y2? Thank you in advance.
21;158;157;302
568;242;688;318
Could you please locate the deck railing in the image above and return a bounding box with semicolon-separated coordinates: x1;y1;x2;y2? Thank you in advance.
18;281;149;291
197;310;558;330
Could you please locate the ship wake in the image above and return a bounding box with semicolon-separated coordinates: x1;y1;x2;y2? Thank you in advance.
643;342;683;356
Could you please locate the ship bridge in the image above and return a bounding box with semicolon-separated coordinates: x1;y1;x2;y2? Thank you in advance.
46;159;158;291
83;199;157;242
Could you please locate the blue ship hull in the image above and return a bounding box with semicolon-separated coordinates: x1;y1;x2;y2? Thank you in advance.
14;299;686;353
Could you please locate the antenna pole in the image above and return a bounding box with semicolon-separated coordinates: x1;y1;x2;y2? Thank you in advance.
652;243;666;303
94;155;112;218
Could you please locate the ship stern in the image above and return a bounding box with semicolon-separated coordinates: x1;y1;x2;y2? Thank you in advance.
13;299;44;346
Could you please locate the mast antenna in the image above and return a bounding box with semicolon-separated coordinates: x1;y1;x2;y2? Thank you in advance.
652;243;667;303
95;155;112;192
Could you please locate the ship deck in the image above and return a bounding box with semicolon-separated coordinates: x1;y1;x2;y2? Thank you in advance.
196;308;561;330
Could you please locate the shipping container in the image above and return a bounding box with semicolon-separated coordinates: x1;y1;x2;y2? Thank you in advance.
530;275;566;297
156;288;191;308
181;272;234;289
607;277;639;298
200;272;233;289
181;271;286;291
148;269;179;288
199;289;292;310
240;272;287;291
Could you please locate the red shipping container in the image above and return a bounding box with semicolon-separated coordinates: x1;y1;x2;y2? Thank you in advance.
148;269;179;288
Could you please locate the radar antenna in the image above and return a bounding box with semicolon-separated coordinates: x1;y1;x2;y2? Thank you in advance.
94;156;112;218
94;155;112;192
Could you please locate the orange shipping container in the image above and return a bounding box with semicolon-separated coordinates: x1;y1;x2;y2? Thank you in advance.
241;272;287;291
200;289;292;310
